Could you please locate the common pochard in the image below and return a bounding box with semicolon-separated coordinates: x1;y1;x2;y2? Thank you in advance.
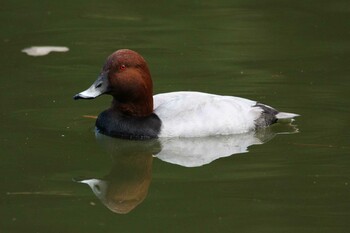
74;49;299;139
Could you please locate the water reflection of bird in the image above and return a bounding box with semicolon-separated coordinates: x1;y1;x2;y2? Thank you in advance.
75;124;297;214
76;139;159;214
156;124;297;167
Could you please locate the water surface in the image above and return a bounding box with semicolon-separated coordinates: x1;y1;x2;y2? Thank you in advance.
1;0;350;232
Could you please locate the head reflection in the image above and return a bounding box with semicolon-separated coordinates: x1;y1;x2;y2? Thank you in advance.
77;137;159;214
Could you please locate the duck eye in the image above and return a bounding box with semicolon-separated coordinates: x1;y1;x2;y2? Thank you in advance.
120;65;126;71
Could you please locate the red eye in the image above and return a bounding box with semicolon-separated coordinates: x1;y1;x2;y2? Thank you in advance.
120;64;126;71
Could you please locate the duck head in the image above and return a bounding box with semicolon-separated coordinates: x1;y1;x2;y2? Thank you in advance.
74;49;154;116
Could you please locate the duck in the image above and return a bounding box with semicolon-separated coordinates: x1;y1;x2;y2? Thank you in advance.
74;49;299;139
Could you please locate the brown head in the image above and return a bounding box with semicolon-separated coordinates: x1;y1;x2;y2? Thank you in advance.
74;49;154;116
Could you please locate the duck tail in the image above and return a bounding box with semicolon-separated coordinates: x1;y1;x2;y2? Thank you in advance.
275;112;300;120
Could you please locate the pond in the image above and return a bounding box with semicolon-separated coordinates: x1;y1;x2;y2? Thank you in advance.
1;0;349;232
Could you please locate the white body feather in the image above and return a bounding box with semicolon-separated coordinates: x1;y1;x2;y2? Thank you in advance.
154;92;263;137
154;91;298;138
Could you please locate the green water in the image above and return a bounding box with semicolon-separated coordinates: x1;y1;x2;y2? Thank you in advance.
1;0;350;232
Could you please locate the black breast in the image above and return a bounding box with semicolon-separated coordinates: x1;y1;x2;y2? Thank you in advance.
96;109;162;140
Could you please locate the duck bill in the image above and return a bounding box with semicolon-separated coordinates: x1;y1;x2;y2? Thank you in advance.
73;72;109;100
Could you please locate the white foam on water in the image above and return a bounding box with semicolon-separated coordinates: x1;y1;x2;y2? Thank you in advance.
22;46;69;56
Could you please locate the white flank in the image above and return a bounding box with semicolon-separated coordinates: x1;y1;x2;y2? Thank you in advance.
154;91;263;137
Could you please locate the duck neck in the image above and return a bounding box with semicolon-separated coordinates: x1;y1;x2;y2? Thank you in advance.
111;96;154;117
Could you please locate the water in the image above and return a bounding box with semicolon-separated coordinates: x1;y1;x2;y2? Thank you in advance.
1;0;350;232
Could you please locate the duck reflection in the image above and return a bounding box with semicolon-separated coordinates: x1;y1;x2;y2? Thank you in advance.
77;138;160;214
77;123;297;214
155;123;298;167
